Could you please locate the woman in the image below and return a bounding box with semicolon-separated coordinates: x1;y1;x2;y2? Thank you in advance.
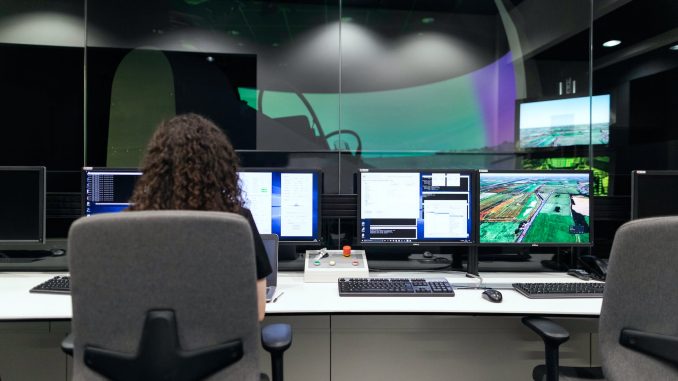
128;113;271;321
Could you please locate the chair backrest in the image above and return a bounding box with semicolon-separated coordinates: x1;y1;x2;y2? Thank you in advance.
599;216;678;380
68;210;260;381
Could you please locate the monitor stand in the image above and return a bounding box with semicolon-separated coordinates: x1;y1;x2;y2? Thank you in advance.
278;245;304;271
479;252;532;262
368;253;451;271
0;249;53;263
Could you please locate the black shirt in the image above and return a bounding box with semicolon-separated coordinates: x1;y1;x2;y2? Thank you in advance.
240;208;273;280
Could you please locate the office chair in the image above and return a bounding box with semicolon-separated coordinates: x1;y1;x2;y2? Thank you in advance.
523;216;678;381
63;211;291;381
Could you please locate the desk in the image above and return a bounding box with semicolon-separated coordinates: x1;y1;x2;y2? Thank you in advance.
0;272;602;381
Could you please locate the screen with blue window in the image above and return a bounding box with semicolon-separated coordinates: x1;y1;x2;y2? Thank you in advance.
359;169;475;245
83;167;321;243
238;170;321;243
82;168;142;216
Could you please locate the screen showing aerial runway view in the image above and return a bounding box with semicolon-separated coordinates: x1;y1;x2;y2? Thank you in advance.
480;172;591;245
518;94;610;148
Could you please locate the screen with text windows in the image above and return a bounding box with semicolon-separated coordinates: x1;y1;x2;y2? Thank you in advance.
479;171;591;245
0;167;45;243
83;168;142;216
83;168;321;242
237;170;320;242
359;170;474;244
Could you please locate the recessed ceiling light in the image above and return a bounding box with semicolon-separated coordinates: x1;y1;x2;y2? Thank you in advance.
421;17;435;24
602;40;621;48
669;44;678;51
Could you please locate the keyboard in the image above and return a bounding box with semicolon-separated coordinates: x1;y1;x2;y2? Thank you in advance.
30;276;70;294
513;282;604;298
338;278;455;296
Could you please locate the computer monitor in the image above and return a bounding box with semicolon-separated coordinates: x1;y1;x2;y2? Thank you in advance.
517;94;611;148
358;169;475;245
237;169;321;243
83;167;322;243
479;170;592;246
631;170;678;220
0;166;46;243
82;167;142;216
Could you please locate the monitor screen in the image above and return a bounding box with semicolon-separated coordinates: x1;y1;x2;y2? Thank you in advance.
82;168;142;216
358;169;475;245
518;94;610;148
83;167;322;242
631;170;678;220
0;166;45;243
479;170;592;246
238;170;321;243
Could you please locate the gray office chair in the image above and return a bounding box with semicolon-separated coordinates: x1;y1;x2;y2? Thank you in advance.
523;216;678;381
64;211;291;381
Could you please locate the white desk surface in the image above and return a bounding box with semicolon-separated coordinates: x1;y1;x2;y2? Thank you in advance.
0;271;602;321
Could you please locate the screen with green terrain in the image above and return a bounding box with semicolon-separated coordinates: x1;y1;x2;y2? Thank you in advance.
479;172;590;244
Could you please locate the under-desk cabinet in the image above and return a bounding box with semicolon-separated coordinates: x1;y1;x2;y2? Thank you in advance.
0;315;597;381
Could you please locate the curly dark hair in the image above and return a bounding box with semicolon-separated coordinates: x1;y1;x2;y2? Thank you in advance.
128;113;243;213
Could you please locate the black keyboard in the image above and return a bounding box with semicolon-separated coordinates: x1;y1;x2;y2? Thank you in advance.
513;282;604;298
30;276;70;294
338;278;455;296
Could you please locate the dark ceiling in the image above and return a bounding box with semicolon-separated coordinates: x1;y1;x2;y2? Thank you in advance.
535;0;678;61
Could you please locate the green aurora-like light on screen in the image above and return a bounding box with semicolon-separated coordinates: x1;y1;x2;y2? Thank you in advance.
239;74;486;153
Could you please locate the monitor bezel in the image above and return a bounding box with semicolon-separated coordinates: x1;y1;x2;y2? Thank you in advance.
630;170;678;220
478;169;594;247
237;167;323;245
0;166;46;244
515;93;612;151
81;167;142;217
357;168;477;247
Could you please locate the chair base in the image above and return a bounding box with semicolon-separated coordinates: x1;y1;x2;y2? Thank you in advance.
533;365;604;381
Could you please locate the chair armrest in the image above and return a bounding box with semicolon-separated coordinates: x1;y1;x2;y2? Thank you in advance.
523;317;570;381
261;323;292;353
522;316;570;346
61;333;74;356
262;324;292;381
620;328;678;366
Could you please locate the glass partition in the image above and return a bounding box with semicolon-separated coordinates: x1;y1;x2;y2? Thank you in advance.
1;0;629;250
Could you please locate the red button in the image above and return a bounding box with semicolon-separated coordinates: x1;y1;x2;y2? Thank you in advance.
342;245;351;257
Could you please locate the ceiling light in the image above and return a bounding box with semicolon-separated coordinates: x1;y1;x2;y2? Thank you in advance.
341;16;353;23
206;56;214;62
421;17;435;24
669;44;678;51
602;40;621;48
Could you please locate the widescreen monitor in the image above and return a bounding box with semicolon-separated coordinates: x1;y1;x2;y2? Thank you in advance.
0;166;46;243
479;170;592;246
238;169;321;243
83;167;322;243
358;169;475;245
631;170;678;220
518;94;610;148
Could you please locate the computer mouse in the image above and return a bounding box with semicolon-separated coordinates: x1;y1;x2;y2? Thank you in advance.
482;289;503;303
50;248;66;256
